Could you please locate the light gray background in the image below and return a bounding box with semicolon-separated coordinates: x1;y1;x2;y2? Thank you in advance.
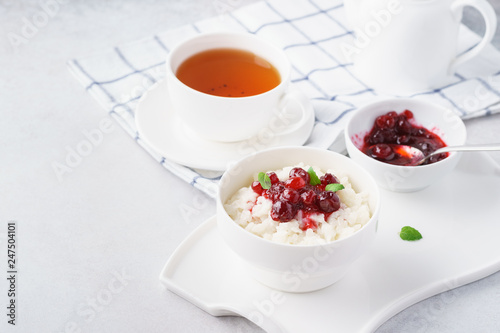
1;1;500;332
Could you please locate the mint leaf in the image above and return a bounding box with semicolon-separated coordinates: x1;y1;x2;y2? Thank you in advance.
325;183;344;192
258;172;272;190
400;226;423;241
307;167;321;185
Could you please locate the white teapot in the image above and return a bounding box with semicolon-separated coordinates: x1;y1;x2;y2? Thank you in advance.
342;0;497;93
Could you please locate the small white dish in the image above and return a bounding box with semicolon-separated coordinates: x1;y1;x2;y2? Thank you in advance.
135;81;315;171
160;152;500;332
345;98;467;192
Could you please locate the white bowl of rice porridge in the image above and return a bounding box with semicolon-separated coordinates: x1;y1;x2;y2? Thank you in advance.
216;147;380;292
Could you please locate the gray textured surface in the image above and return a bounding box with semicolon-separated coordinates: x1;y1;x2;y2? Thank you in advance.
1;1;499;333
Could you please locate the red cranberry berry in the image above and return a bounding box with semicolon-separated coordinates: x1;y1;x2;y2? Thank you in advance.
316;184;327;192
416;141;431;155
300;189;317;206
289;167;311;184
251;181;263;195
367;129;385;145
267;172;280;184
396;135;410;145
268;183;285;202
271;200;297;222
285;176;306;190
320;173;338;185
370;143;395;161
280;188;300;204
403;110;414;119
317;191;340;213
396;117;412;134
417;128;427;137
375;114;395;129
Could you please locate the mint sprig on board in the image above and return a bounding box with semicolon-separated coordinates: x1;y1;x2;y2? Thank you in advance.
400;226;423;241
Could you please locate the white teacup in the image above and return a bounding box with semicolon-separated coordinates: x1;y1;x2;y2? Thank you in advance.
343;0;497;94
166;32;311;142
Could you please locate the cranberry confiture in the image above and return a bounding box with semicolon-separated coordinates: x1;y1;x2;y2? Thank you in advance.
361;110;448;166
251;167;341;230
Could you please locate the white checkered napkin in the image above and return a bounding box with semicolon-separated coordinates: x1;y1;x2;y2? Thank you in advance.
68;0;500;198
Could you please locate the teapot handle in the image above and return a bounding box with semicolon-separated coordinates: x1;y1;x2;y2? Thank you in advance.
449;0;497;74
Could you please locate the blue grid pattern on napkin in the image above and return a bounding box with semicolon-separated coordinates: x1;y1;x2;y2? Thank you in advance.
68;0;500;198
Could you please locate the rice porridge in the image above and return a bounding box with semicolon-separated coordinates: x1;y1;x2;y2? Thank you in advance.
224;164;371;245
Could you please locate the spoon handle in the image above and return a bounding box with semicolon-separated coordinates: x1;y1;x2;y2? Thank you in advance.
433;143;500;155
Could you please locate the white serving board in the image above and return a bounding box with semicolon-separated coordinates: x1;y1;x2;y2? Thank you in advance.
160;152;500;333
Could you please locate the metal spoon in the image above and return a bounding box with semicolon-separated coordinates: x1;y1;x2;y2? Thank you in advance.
396;143;500;166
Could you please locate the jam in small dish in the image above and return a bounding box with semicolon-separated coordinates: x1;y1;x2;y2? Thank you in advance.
361;110;448;166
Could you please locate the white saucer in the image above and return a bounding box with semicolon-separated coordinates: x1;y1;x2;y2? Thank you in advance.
135;81;315;171
160;152;500;332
